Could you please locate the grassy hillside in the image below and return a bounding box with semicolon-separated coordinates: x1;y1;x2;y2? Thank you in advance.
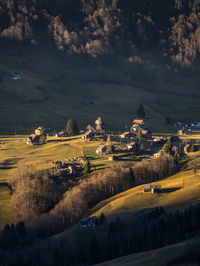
0;134;137;228
96;238;200;266
92;166;200;218
1;41;200;134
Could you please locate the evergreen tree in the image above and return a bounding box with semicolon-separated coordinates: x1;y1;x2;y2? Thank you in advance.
165;116;171;125
66;118;79;136
137;104;145;118
99;213;106;224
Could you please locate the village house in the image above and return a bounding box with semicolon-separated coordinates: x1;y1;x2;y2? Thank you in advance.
10;72;21;80
153;137;167;145
68;165;77;174
130;124;142;133
56;131;68;137
178;129;185;135
46;128;54;137
127;142;140;153
86;124;96;134
51;160;63;169
26;134;40;145
96;144;115;154
82;131;94;141
141;130;152;139
120;132;136;139
96;145;107;154
108;155;117;161
184;144;190;154
80;216;99;227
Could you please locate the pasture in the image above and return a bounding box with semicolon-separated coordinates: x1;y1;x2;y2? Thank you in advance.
1;42;200;134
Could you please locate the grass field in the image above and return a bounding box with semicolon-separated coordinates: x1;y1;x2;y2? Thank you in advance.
1;41;200;134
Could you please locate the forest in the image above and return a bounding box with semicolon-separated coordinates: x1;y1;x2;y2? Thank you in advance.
1;0;200;68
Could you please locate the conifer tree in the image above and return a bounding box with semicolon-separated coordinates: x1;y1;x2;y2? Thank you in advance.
66;118;79;136
137;104;145;118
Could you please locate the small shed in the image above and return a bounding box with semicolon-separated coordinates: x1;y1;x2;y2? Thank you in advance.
108;155;117;161
144;184;161;193
127;142;140;152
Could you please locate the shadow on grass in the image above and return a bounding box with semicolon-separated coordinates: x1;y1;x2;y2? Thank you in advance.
47;139;75;143
160;187;182;193
0;166;16;170
87;156;100;161
0;182;8;187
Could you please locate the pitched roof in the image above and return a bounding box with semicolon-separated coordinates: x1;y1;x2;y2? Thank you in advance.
127;142;137;146
121;132;131;136
85;131;93;136
133;119;144;125
141;130;148;134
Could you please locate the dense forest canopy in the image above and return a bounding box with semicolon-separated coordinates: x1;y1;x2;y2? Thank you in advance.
1;0;200;68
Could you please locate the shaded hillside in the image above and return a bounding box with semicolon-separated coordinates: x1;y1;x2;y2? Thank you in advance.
1;1;200;133
96;238;200;266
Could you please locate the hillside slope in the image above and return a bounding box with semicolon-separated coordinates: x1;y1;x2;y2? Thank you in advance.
92;169;200;217
1;40;200;134
1;1;200;133
96;238;200;266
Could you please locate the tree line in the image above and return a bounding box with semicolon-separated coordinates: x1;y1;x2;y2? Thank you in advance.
23;154;178;236
2;204;200;265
